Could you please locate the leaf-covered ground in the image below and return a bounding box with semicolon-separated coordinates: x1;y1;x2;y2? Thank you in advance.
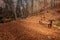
0;9;60;40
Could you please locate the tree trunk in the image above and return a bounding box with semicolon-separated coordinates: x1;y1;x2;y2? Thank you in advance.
3;0;17;20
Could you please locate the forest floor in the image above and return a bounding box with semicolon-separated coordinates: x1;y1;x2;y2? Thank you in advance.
0;8;60;40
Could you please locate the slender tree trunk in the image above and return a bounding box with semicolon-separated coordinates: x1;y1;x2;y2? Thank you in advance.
31;0;33;15
16;0;21;17
51;0;55;8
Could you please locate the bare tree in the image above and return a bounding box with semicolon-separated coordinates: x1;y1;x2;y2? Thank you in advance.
16;0;21;17
3;0;17;20
31;0;33;14
51;0;55;8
